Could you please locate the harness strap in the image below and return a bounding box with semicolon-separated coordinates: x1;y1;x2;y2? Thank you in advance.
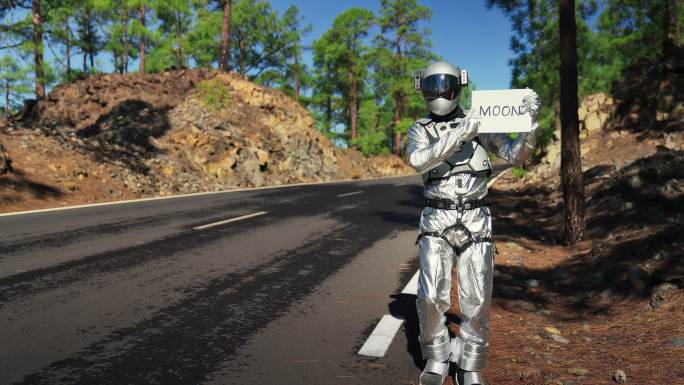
425;198;490;210
415;232;495;254
416;197;499;255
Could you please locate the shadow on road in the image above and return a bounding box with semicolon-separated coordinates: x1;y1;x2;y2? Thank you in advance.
388;293;422;368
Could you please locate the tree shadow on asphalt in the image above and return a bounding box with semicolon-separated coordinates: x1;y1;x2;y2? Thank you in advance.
488;148;683;321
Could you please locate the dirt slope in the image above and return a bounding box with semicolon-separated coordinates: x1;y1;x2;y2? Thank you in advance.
0;70;412;213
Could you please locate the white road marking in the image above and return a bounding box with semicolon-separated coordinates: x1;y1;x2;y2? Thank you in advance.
337;190;363;197
193;211;268;230
401;271;420;295
358;168;510;358
358;270;420;357
357;315;404;358
393;182;407;187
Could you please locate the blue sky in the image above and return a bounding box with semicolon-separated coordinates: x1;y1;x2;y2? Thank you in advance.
268;0;516;90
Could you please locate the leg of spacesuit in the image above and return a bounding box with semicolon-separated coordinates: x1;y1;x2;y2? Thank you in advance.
451;241;494;384
416;235;454;385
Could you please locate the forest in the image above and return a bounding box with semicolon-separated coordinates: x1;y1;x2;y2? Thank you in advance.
1;0;683;156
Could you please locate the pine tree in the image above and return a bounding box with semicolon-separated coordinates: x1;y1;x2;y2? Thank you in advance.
279;5;311;103
46;0;79;81
99;0;134;74
128;0;149;73
313;8;373;143
311;28;343;136
0;54;31;116
375;0;432;155
150;0;193;71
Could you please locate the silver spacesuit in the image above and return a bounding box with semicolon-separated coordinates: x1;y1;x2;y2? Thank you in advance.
407;62;540;385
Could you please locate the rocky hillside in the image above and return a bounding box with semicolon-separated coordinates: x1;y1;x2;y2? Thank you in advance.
0;69;412;213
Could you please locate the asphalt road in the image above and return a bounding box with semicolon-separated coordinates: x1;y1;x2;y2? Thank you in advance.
0;174;429;385
0;167;508;385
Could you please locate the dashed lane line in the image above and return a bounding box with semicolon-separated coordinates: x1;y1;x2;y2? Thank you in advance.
357;270;419;357
401;270;419;295
357;315;405;358
193;211;268;230
337;191;364;197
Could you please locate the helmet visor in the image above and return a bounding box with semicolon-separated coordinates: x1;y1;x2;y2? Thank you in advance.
421;73;461;101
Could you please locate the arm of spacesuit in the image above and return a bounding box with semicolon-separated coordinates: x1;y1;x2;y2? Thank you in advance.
407;112;481;173
479;90;540;167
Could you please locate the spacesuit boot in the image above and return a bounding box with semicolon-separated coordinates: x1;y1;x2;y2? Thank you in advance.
450;337;487;385
419;334;450;385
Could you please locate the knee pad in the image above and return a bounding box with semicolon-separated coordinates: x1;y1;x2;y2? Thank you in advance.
451;337;488;371
420;332;451;362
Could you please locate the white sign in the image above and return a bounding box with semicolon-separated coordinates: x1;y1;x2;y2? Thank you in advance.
471;89;533;133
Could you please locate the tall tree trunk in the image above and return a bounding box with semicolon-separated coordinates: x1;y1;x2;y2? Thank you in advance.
66;34;71;77
237;34;245;74
123;10;129;73
175;9;184;69
238;40;247;75
114;50;120;73
83;50;87;74
32;0;45;99
219;0;232;71
293;51;300;102
325;73;332;132
139;3;146;74
4;78;9;116
392;10;403;155
84;7;95;74
349;70;358;141
559;0;585;245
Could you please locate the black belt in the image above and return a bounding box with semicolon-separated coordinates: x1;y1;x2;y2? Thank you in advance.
424;198;489;210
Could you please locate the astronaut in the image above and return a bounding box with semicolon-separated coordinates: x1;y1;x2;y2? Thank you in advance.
407;61;540;385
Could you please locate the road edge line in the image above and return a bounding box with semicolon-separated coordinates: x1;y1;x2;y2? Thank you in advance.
0;174;417;218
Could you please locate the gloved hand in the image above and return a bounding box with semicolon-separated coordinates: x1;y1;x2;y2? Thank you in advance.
521;89;540;122
459;109;482;142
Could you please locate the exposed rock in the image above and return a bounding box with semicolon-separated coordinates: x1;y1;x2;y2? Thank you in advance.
6;69;413;203
550;334;569;344
650;283;678;309
658;178;682;200
612;369;627;383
